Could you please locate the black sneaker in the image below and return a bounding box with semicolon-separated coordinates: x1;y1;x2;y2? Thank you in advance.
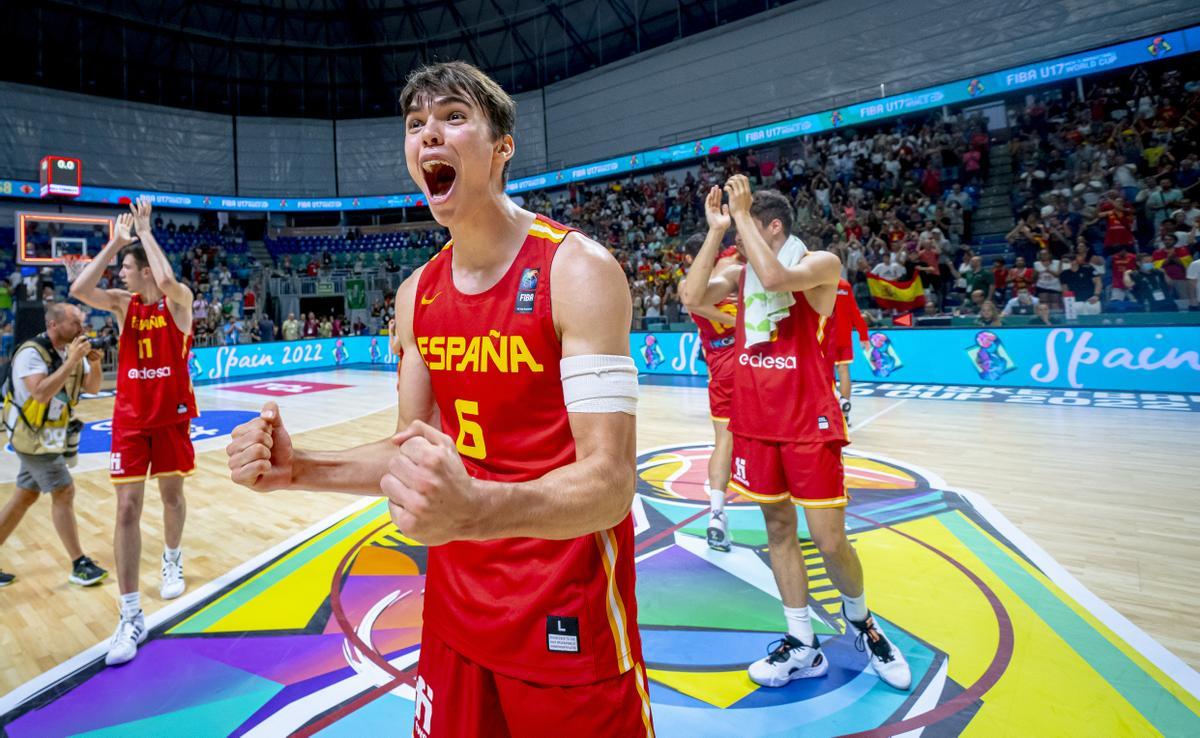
69;556;109;586
0;570;14;587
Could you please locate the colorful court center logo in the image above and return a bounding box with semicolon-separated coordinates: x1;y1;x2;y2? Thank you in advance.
865;332;902;378
2;444;1197;736
966;330;1016;380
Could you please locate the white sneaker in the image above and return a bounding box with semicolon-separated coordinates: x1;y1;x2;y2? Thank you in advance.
747;634;828;687
160;552;185;600
706;510;732;552
844;608;912;690
105;611;147;666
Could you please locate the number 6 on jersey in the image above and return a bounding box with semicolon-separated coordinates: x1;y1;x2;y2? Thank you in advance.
454;399;487;460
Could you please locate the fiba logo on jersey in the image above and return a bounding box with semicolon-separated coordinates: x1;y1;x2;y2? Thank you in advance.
413;676;435;737
514;267;539;314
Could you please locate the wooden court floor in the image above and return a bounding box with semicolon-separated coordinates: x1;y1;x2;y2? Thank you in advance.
1;368;1197;695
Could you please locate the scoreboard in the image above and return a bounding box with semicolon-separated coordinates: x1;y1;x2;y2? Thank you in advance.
39;155;82;197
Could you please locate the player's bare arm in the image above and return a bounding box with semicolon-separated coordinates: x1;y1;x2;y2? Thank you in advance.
226;267;434;494
681;185;741;307
68;213;135;322
725;174;840;310
688;303;735;326
381;232;637;546
130;197;194;333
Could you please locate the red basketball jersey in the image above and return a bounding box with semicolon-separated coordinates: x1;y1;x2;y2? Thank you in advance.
412;214;641;686
728;271;847;445
692;295;738;354
113;294;198;430
829;278;868;351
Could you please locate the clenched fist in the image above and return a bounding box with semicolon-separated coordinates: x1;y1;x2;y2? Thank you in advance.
226;401;294;492
382;419;478;546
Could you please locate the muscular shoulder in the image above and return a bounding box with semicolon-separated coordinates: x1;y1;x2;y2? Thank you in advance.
550;231;624;285
801;250;842;282
551;232;631;350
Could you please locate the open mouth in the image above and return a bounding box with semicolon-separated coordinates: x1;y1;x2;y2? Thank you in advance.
421;159;457;202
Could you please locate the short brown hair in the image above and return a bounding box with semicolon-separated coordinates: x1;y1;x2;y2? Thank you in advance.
400;61;517;181
749;189;794;235
123;245;149;270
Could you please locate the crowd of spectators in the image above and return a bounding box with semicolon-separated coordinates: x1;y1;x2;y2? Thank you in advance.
993;61;1200;320
3;61;1199;345
519;102;990;326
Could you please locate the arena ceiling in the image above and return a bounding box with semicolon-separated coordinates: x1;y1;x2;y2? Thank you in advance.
5;0;804;118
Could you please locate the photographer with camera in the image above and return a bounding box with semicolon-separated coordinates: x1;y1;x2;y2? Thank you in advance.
0;302;107;587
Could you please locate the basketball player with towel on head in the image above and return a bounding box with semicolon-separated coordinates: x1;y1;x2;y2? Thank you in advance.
683;174;911;691
226;61;654;738
70;201;199;666
680;221;744;552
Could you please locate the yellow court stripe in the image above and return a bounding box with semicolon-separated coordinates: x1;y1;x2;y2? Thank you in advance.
963;515;1200;717
856;516;1179;735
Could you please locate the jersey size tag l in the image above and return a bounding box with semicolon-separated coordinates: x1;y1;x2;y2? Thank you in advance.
546;615;580;653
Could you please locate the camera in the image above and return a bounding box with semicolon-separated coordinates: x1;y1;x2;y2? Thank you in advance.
89;334;117;350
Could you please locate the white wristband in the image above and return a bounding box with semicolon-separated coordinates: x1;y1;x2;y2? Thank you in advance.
560;354;639;415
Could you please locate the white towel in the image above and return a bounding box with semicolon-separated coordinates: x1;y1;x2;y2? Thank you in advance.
743;234;808;348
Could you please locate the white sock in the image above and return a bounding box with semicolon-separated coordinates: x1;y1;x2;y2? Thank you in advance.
843;591;869;622
120;592;142;617
783;605;814;643
164;547;182;562
707;484;726;514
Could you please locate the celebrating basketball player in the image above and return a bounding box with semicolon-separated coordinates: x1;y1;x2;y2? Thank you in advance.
683;175;911;691
70;200;198;667
226;61;654;737
680;225;744;552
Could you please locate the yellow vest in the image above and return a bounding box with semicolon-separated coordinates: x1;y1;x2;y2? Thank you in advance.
3;337;85;456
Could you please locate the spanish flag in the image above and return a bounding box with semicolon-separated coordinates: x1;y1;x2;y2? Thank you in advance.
867;273;926;311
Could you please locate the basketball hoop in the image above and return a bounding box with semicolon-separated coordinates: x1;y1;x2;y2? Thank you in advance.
60;254;90;283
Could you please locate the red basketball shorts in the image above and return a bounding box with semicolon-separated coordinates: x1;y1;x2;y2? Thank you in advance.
831;342;854;365
412;630;655;738
109;419;196;484
728;435;848;508
706;349;735;422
